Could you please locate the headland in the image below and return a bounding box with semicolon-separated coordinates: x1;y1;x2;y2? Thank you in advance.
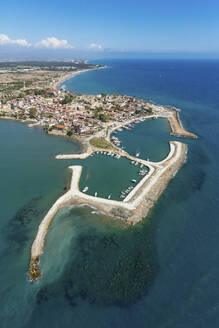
0;61;196;281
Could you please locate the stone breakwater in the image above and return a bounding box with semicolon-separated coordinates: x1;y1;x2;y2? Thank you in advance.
28;106;195;281
29;141;187;280
164;108;197;139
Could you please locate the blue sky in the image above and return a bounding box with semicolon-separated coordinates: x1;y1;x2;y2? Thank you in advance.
0;0;218;58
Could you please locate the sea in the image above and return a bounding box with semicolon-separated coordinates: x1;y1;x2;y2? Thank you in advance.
1;59;219;327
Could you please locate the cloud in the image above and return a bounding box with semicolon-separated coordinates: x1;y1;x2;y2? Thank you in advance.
89;43;103;51
36;37;74;49
0;34;31;47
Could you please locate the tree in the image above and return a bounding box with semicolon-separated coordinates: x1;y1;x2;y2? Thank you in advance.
48;125;55;132
99;113;110;122
29;107;37;118
74;125;80;134
66;129;73;136
60;94;73;104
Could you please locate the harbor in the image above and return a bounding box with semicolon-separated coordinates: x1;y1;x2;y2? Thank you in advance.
29;140;187;280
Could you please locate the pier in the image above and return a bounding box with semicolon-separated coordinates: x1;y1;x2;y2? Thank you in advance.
29;141;187;280
29;106;194;281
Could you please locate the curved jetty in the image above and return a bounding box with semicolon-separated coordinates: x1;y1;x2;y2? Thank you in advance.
29;103;196;281
29;140;187;280
164;108;197;138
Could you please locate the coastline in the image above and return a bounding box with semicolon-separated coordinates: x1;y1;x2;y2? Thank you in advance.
48;129;88;153
53;65;107;90
0;63;197;281
28;103;195;281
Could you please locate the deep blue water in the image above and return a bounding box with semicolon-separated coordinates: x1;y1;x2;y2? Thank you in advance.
1;59;219;327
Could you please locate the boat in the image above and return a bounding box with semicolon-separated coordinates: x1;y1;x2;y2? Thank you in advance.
108;194;111;199
94;192;98;197
140;164;143;168
82;186;88;193
136;152;140;157
131;179;137;183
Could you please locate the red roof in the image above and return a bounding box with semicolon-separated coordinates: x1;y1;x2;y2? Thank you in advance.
55;124;65;129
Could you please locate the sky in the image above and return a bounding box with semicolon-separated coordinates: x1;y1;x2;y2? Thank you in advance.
0;0;219;59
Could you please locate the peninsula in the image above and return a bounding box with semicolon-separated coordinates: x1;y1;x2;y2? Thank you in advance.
0;62;197;281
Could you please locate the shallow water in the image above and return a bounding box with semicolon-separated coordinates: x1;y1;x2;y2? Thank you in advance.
1;59;219;327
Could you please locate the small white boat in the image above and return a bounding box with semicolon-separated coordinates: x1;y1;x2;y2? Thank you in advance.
131;179;137;183
82;186;88;193
108;194;111;199
94;192;98;197
136;152;140;157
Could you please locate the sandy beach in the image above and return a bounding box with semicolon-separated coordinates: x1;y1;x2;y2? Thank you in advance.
52;66;107;90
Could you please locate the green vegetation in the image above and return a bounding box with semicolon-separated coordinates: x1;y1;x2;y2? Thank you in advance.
89;137;112;149
93;109;110;122
60;93;74;104
99;113;110;122
48;125;55;132
29;107;37;118
0;61;99;71
66;128;73;136
26;88;55;97
73;125;80;134
29;257;42;281
0;81;24;93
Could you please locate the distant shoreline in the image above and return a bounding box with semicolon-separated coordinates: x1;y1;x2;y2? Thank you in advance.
54;65;107;90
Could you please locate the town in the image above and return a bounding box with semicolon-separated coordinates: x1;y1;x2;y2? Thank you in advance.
0;88;156;137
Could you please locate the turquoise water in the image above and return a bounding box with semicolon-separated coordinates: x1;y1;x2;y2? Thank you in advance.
79;154;142;200
1;59;219;327
112;118;174;162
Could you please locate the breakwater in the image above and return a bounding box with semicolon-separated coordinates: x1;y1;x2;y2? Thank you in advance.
29;141;187;280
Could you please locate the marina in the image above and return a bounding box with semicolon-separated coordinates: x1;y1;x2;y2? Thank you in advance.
0;53;218;328
30;140;188;281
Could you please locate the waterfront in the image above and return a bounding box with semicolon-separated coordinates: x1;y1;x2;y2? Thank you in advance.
1;59;219;327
